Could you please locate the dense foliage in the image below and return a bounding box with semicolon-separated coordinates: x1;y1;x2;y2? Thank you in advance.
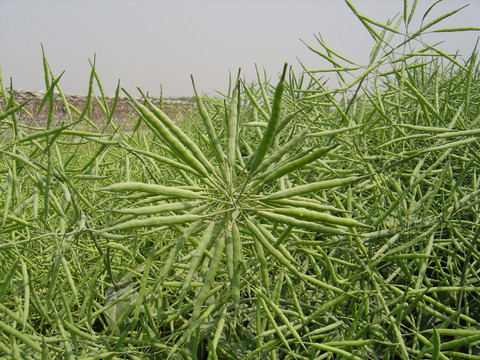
1;2;479;359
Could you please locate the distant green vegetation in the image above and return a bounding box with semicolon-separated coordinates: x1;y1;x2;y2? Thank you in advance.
166;96;196;103
1;1;480;359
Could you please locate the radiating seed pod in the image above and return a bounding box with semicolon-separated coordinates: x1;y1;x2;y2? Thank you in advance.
104;213;202;232
248;63;288;173
271;207;371;228
227;70;241;169
264;175;366;200
97;182;201;199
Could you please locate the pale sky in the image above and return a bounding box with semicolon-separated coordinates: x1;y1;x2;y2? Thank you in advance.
1;0;479;97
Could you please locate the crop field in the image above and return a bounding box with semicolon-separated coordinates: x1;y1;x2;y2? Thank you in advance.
1;3;480;359
0;90;196;134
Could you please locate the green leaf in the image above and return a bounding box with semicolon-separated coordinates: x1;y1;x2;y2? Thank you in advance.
105;279;139;336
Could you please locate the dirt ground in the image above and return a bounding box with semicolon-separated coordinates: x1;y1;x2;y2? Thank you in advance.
2;89;197;132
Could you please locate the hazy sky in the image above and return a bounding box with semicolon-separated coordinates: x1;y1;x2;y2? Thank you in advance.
1;0;479;97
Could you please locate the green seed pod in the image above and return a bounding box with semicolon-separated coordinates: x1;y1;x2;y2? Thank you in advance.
258;210;348;235
97;182;201;199
227;70;242;169
271;207;371;228
264;175;365;200
104;213;202;232
256;144;339;186
248;63;288;173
